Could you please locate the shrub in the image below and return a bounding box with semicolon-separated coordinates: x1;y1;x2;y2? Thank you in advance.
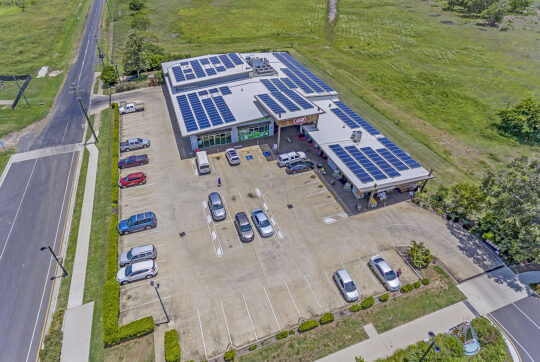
298;320;319;332
379;293;389;302
164;329;180;362
276;331;288;340
349;304;361;312
421;278;430;285
128;0;145;11
361;296;375;309
407;240;434;269
248;345;257;351
39;308;65;362
100;65;118;86
401;284;414;293
320;312;334;324
413;281;421;289
288;329;295;335
224;349;236;361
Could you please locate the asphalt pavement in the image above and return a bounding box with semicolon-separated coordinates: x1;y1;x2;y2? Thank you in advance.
0;0;103;360
490;296;540;362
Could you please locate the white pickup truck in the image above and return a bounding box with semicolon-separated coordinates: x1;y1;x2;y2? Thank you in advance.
120;138;150;152
277;151;306;167
119;102;145;115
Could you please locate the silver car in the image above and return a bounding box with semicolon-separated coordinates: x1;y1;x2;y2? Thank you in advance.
251;209;274;238
116;260;158;285
208;192;226;221
333;269;359;302
235;212;254;242
369;255;401;291
225;148;240;166
118;244;157;267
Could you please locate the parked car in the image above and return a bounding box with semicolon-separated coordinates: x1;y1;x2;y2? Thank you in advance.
120;138;150;152
118;244;157;267
285;160;314;174
119;102;144;115
118;172;146;188
234;212;254;242
277;151;306;167
208;192;226;221
116;260;157;285
333;269;359;302
117;212;157;235
118;154;149;169
251;209;274;238
225;148;240;166
369;255;401;291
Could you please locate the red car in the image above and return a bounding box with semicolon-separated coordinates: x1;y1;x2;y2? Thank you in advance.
118;172;147;188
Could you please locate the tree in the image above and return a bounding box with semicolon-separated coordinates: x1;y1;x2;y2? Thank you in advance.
481;1;508;26
122;31;149;77
130;12;151;31
508;0;530;12
496;97;540;145
128;0;146;12
479;156;540;263
407;241;434;269
447;183;483;219
100;65;118;86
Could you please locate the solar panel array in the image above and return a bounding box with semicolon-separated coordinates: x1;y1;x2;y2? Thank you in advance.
328;144;374;183
171;53;245;83
360;147;401;177
344;146;388;181
273;52;334;94
375;148;408;171
333;101;380;135
331;108;359;129
378;138;422;168
219;86;232;95
261;78;314;110
176;92;236;132
258;94;286;114
272;92;300;112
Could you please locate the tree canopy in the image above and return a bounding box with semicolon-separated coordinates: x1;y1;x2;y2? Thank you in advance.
130;12;151;31
122;31;149;78
496;97;540;145
100;65;118;85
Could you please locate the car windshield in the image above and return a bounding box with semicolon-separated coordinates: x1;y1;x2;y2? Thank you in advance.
127;216;136;226
212;204;223;210
260;219;270;227
240;223;251;232
127;250;132;259
344;281;356;292
125;265;132;276
385;271;397;281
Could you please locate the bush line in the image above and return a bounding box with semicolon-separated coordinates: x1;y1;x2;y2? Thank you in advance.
164;329;181;362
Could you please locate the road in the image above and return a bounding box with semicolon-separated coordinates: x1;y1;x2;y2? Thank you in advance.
0;0;103;360
490;296;540;362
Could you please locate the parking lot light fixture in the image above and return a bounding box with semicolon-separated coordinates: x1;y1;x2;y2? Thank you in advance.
40;245;69;277
151;281;170;324
419;331;441;361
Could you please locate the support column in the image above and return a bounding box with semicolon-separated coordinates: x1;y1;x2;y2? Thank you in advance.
276;124;282;152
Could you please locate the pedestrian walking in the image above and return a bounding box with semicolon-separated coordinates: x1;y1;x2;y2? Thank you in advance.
409;190;414;199
397;268;402;277
218;177;221;187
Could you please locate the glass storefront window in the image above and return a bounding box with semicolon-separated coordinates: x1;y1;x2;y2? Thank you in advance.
238;123;269;141
197;130;232;149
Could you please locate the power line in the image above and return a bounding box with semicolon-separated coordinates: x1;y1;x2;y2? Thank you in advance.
72;83;98;143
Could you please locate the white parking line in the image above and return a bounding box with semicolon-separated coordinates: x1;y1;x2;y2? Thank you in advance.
202;203;223;257
313;201;334;209
304;275;324;314
490;313;535;362
284;281;302;319
293;180;319;189
361;259;383;287
323;268;345;306
124;206;155;214
208;156;216;173
121;277;169;291
242;293;258;341
120;295;171;312
236;234;244;251
220;301;233;346
197;309;208;359
513;303;540;330
191;159;198;176
307;190;327;197
238;192;262;246
264;287;281;330
123;228;160;238
254;189;285;240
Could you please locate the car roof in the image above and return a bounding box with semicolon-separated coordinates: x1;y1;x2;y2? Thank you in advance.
131;259;154;271
131;244;154;254
128;172;144;178
209;192;222;203
135;212;154;220
236;212;249;223
253;209;267;219
336;269;353;283
128;138;139;142
373;256;393;273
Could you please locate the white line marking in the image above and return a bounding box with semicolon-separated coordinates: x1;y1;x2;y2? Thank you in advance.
197;309;208;359
238;192;262;245
277;231;284;240
208;156;216;173
60;122;70;144
220;301;233;346
285;281;302;319
361;259;383;287
513;303;540;330
123;194;151;201
236;234;244;251
323;268;345;306
264;287;281;330
263;202;268;211
191;159;198;176
243;293;258;341
121;277;169;291
120;295;171;312
307;190;327;197
490;313;535;362
206;215;211;224
124;206;155;214
304;275;324;314
294;180;318;188
124;228;160;237
313;201;334;209
0;159;38;261
211;230;217;240
270;217;276;226
202;200;207;209
202;204;220;257
255;188;261;197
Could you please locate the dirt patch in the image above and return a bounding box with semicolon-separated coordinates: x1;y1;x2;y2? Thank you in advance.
328;0;338;23
0;116;49;151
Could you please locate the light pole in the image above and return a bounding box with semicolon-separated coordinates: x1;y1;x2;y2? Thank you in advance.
419;331;441;361
151;281;170;324
40;246;69;277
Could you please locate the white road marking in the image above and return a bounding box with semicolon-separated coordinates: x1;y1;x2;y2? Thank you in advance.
313;201;334;209
490;313;535;362
307;190;327;197
120;295;171;312
123;228;160;238
211;231;217;241
121;277;169;291
197;309;208;359
243;293;258;341
202;200;207;209
294;180;318;188
123;194;151;201
124;206;155;214
255;188;261;197
208;156;216;173
323;268;345;306
285;281;302;319
206;215;211;224
220;301;233;346
236;234;244;251
512;303;540;330
263;202;268;211
304;275;324;314
202;203;222;257
264;287;281;330
238;192;262;245
191;159;198;176
270;217;276;226
362;259;383;288
277;231;284;240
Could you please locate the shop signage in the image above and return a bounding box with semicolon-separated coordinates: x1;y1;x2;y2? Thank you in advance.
293;117;307;125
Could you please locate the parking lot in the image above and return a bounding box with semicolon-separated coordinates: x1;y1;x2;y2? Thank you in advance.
114;88;501;360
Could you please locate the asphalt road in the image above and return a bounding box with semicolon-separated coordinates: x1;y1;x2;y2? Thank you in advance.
0;0;103;360
490;296;540;362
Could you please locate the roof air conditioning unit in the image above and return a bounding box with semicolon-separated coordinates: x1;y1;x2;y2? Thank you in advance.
351;130;363;143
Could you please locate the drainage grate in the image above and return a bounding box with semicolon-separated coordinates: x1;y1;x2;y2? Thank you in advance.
287;204;293;209
179;232;186;237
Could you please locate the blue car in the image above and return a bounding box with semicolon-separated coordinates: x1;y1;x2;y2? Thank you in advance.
118;212;157;235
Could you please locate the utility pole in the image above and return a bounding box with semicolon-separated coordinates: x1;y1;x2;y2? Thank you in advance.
40;246;69;277
94;35;105;66
151;281;170;324
419;331;441;362
72;83;98;143
104;0;113;24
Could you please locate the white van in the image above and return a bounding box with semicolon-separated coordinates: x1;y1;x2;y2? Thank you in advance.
196;150;211;175
277;151;306;167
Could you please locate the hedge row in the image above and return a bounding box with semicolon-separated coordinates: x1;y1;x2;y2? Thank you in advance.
224;349;236;361
401;284;415;293
39;309;65;362
276;331;289;340
298;319;319;332
320;312;334;324
421;278;430;285
164;329;181;362
102;103;154;346
379;293;389;302
360;296;375;309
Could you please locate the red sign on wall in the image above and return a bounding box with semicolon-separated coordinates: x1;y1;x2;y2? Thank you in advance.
293;117;306;125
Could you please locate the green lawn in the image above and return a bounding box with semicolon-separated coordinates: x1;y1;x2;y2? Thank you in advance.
0;149;15;177
0;0;92;138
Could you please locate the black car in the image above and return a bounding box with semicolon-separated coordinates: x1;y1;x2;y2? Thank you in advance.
285;160;314;174
118;154;149;169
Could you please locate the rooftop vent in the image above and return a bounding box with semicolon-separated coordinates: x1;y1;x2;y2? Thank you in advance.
246;56;275;75
351;130;363;143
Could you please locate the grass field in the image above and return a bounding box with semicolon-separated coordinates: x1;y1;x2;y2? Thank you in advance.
0;0;92;139
111;0;539;185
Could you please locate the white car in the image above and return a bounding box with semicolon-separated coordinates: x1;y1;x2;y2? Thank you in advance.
369;255;401;291
225;148;240;166
334;269;359;302
116;260;158;285
277;151;306;167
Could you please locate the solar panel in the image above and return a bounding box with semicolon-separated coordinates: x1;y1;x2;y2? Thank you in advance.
215;66;226;72
281;89;314;109
281;68;314;94
184;68;193;73
280;53;335;92
210;56;221;65
171;66;185;82
198;90;208;96
344;146;387;181
271;92;300;112
361;147;401;177
218;54;234;68
328;144;374;183
209;88;219;94
258;94;286;114
185;73;196;80
176;95;198;132
334;101;380;135
180;61;188;66
227;53;244;65
290;66;324;93
274;52;334;93
213;96;236;123
205;68;217;76
376;148;409;171
261;79;279;93
187;93;211;129
219;86;232;95
202;98;224;126
281;77;298;89
200;58;210;65
378;138;422;168
189;60;206;78
331;108;359;129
